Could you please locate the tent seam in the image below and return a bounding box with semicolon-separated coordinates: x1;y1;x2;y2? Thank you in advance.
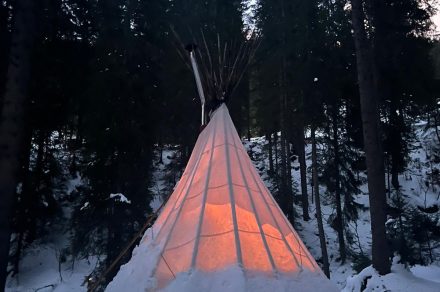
153;132;207;239
150;123;214;279
227;115;277;273
190;114;218;268
223;105;243;265
254;171;317;269
245;154;303;271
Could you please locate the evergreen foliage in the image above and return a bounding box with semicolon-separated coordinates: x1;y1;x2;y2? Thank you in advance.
387;192;440;265
1;0;440;288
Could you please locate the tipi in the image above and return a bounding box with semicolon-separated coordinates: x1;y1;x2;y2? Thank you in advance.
106;104;339;292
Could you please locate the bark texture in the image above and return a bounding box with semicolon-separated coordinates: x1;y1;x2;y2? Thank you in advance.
332;108;346;263
296;124;310;221
351;0;391;275
0;0;36;287
312;127;330;278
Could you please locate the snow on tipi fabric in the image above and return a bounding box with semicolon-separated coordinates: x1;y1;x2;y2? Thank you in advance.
106;104;338;292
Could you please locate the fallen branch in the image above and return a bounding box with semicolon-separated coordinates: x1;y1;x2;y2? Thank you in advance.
34;284;55;292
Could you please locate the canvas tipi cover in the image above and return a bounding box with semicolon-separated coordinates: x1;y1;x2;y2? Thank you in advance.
106;104;338;292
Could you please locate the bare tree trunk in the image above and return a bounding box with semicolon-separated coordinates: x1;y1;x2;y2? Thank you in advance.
279;95;288;198
351;0;390;275
433;111;440;143
0;0;36;287
385;155;391;198
280;98;293;223
279;61;294;224
332;109;346;263
274;131;279;174
389;107;401;190
158;137;164;164
0;3;10;101
286;134;293;198
247;90;251;142
284;95;293;207
276;0;294;224
26;132;46;242
311;127;330;278
369;0;404;193
267;133;274;173
10;123;32;278
296;124;310;221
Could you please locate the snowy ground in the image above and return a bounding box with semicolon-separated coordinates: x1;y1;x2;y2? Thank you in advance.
5;170;98;292
6;123;440;291
243;135;369;288
148;146;182;212
6;245;97;292
5;147;181;292
243;123;440;291
342;257;440;291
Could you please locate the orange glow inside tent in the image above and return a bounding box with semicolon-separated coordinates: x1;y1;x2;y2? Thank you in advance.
144;104;322;289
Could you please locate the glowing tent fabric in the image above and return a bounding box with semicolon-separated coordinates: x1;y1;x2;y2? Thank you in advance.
106;104;338;292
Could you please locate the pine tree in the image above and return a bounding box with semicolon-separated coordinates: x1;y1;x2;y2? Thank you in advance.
370;0;435;191
351;0;391;275
0;0;12;100
311;127;330;277
0;0;38;287
6;0;96;276
256;0;301;224
319;102;364;263
65;2;165;283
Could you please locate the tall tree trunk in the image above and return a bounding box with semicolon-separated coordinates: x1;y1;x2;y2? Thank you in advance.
286;133;293;198
0;0;36;287
389;108;402;190
351;0;390;275
296;123;310;221
274;131;279;174
280;128;287;199
279;64;293;224
311;126;330;278
332;109;346;263
10;120;32;277
370;0;404;193
280;105;293;223
385;154;391;197
26;132;46;242
0;2;10;101
247;87;251;142
276;0;294;224
433;111;440;143
267;133;274;173
284;95;293;207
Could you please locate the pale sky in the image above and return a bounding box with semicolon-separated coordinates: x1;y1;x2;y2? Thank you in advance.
243;0;440;36
433;12;440;33
425;1;439;36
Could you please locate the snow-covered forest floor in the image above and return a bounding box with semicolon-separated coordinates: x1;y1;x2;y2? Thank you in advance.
242;121;440;291
5;121;440;291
